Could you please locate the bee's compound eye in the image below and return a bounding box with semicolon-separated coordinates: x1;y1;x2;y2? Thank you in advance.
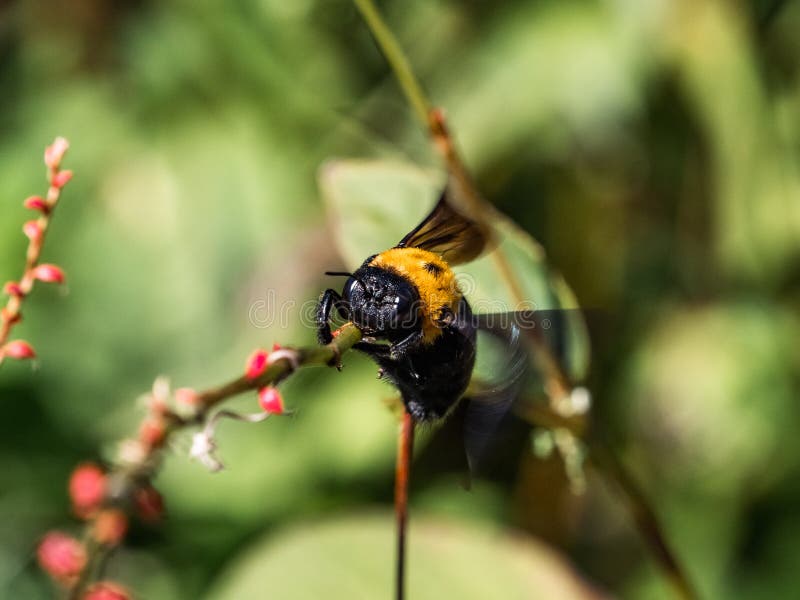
395;284;416;315
343;276;360;299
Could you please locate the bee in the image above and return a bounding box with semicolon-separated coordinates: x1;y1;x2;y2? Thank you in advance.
317;190;519;426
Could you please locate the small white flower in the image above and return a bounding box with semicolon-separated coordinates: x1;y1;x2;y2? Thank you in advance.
190;431;223;472
268;348;300;371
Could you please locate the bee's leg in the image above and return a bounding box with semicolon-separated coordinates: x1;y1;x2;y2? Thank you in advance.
317;289;347;345
390;329;424;361
353;340;392;359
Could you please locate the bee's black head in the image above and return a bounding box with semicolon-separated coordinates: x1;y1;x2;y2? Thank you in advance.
341;266;420;339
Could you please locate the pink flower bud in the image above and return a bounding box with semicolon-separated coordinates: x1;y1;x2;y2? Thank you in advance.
83;582;131;600
139;417;166;449
3;281;24;297
23;195;49;212
23;220;42;241
2;340;36;359
134;485;165;523
92;509;128;546
258;386;285;415
245;348;269;379
32;263;66;284
51;169;73;189
44;137;69;170
37;531;86;584
69;463;106;519
175;387;199;406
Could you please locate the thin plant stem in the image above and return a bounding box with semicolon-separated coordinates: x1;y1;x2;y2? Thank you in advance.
352;0;431;126
0;138;72;366
350;2;697;598
68;324;363;597
394;410;415;600
589;439;696;600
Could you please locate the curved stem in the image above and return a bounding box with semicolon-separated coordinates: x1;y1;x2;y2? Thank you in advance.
0;140;71;367
352;0;431;126
350;2;696;598
590;439;696;600
69;324;363;597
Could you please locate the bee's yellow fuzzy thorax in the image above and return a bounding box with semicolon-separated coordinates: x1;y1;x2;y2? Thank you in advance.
370;247;461;344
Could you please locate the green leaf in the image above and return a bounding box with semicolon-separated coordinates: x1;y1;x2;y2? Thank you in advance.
318;159;589;379
207;513;608;600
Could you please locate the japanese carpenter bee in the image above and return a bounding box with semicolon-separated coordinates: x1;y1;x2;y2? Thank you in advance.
317;190;521;426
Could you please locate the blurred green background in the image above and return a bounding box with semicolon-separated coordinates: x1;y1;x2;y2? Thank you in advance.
2;0;800;598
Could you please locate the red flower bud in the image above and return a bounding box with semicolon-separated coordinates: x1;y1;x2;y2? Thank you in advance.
1;308;22;325
37;531;86;584
51;169;73;189
83;582;131;600
92;509;128;546
134;485;165;523
23;220;42;241
2;340;36;360
32;264;66;284
258;386;285;415
3;281;24;297
272;342;282;351
139;417;167;449
44;137;69;170
69;463;106;519
23;195;49;212
245;348;269;379
174;387;199;406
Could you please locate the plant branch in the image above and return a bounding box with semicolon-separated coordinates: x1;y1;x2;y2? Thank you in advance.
352;2;696;599
589;439;696;600
0;138;72;367
65;324;363;598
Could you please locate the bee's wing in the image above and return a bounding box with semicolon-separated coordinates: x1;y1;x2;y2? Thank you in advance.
463;309;592;473
396;189;489;265
462;312;530;473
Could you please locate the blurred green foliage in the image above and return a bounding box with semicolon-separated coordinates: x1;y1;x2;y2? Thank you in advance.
1;0;799;598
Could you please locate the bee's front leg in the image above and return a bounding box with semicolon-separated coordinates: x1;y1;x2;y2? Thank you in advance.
389;329;424;361
316;289;348;344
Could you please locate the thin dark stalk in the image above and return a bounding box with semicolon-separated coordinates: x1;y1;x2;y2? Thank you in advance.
394;410;415;600
759;0;791;33
589;439;697;600
350;2;697;599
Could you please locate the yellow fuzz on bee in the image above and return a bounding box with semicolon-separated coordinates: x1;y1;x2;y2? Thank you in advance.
369;248;461;344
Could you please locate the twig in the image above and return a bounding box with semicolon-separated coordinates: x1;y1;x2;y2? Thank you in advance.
352;0;431;126
350;2;697;598
589;439;695;600
65;324;363;598
0;138;72;367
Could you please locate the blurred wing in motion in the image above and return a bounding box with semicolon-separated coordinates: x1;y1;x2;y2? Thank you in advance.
463;309;590;473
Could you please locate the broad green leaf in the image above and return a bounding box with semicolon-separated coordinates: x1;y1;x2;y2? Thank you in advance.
207;513;608;600
318;159;589;379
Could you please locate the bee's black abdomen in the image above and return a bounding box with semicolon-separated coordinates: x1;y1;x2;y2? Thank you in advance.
370;296;476;422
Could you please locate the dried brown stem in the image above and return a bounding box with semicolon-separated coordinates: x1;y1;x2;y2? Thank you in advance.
351;2;696;598
394;410;415;600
